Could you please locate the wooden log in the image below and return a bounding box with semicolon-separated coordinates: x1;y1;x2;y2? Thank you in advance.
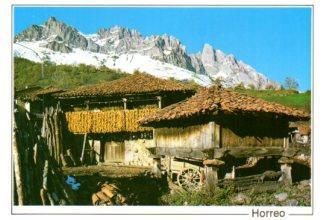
153;147;215;159
40;188;48;205
80;133;88;164
42;160;49;190
53;109;62;165
12;129;25;205
47;192;55;205
33;143;38;165
92;193;100;205
101;185;117;198
236;157;264;170
96;191;111;203
278;157;294;164
66;149;77;166
60;154;68;167
203;159;225;167
116;194;127;205
215;147;284;159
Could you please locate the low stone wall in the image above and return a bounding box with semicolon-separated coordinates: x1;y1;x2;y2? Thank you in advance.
124;139;154;166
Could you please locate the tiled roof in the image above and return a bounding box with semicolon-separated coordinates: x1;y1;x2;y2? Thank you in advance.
140;86;310;125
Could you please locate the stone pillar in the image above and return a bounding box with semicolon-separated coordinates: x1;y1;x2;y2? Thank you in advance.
278;157;293;185
152;157;162;178
204;166;219;192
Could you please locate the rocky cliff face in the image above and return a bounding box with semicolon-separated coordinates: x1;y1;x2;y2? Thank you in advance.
14;17;278;88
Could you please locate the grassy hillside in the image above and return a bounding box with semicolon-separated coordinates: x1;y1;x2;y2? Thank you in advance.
233;88;311;113
14;57;128;90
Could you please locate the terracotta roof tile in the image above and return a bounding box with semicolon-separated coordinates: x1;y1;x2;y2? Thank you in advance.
140;86;310;125
15;86;63;101
56;73;194;98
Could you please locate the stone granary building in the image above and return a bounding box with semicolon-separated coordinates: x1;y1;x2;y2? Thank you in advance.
54;73;195;166
140;86;310;187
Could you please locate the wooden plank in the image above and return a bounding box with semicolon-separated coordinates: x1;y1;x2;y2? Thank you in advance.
214;147;284;159
80;133;88;164
155;122;215;150
104;141;125;163
154;147;215;159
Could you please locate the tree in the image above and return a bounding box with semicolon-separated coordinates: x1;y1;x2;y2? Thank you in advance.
284;77;299;90
265;83;277;90
247;83;256;90
234;82;245;90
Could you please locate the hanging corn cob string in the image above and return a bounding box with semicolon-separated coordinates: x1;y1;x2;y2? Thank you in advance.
65;108;158;134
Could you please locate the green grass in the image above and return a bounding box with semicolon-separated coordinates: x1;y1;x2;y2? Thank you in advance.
160;182;311;206
233;88;311;113
14;57;128;90
261;93;311;113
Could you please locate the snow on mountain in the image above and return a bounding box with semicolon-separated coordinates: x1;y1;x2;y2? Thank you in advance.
13;16;279;89
13;41;212;86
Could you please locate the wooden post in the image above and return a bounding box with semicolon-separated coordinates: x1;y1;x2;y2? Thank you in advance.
13;129;25;205
80;133;88;164
85;101;90;110
122;98;127;110
89;139;95;165
66;149;77;166
157;96;162;109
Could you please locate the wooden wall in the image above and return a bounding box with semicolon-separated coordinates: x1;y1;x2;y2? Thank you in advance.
219;113;289;148
154;115;289;151
155;122;218;149
221;127;285;148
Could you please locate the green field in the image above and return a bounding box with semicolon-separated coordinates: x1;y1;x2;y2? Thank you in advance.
14;57;128;90
233;88;311;113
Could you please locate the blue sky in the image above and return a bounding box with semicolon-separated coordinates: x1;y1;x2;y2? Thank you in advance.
14;7;312;91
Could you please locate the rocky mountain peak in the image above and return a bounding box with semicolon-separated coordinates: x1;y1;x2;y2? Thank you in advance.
47;16;57;22
201;43;216;65
14;17;279;89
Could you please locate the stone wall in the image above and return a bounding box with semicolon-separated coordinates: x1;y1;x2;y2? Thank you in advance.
124;139;154;166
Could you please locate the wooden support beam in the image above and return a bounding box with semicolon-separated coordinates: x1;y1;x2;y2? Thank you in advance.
80;133;88;164
214;147;284;159
151;147;215;159
122;98;127;110
157;96;162;109
203;159;225;167
66;149;77;166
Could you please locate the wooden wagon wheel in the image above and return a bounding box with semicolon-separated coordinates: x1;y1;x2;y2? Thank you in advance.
177;168;202;190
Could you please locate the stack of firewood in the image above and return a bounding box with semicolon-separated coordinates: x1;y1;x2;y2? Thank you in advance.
13;105;76;205
92;183;127;205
